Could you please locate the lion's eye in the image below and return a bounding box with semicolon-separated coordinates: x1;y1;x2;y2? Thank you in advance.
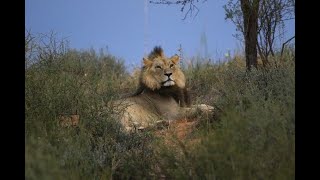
155;65;162;69
170;64;174;68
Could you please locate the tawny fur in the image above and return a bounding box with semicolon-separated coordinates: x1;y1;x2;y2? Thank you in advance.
132;46;189;106
111;46;214;132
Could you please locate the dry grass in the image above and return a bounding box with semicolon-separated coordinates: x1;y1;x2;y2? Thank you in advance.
25;32;295;179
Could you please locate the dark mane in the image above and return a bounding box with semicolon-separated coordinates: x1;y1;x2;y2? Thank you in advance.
148;46;164;60
132;46;191;107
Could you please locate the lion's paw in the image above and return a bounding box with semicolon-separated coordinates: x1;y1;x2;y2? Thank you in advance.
198;104;215;112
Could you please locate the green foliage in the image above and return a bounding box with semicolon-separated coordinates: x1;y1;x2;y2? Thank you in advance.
25;33;155;180
158;57;295;179
26;32;294;179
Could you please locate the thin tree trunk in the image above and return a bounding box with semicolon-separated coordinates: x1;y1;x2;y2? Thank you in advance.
241;0;259;71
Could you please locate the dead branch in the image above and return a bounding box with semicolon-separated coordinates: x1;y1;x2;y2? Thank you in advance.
280;35;295;60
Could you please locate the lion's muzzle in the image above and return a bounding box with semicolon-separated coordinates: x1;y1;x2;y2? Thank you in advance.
162;71;175;87
163;79;175;86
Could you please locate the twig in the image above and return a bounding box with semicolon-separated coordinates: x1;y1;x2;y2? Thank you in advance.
280;35;295;60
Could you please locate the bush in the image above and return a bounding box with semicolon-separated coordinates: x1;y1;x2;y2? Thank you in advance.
25;31;294;179
156;56;295;179
25;32;155;179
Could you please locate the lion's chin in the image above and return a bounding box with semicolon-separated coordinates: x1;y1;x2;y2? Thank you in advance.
162;80;175;87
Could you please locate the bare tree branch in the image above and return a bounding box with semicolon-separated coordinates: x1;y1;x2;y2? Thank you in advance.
280;35;295;59
150;0;205;20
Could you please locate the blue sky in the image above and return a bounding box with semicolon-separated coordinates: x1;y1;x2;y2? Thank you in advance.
25;0;294;70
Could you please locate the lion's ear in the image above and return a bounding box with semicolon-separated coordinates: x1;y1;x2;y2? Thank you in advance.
143;57;153;67
171;55;180;64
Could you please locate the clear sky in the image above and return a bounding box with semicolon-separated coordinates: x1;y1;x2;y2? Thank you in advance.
25;0;295;70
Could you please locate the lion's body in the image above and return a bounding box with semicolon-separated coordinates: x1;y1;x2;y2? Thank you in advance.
113;90;181;131
132;83;191;107
111;46;213;132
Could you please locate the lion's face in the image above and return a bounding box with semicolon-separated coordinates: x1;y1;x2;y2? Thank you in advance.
141;55;186;90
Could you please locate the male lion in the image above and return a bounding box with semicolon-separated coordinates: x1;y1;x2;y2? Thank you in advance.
132;46;191;107
111;46;214;132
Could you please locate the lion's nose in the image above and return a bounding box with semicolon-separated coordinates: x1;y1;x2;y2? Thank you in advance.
164;72;172;77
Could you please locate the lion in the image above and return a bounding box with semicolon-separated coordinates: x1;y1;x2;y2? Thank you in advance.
132;46;191;107
111;46;214;132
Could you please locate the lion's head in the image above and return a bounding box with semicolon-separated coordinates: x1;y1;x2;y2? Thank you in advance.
140;46;186;91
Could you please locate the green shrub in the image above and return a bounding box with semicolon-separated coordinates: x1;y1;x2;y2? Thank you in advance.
25;33;155;179
157;57;295;179
25;32;294;179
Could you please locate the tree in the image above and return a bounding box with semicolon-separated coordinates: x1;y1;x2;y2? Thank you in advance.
151;0;259;70
240;0;260;70
224;0;260;70
224;0;295;68
150;0;294;70
258;0;294;66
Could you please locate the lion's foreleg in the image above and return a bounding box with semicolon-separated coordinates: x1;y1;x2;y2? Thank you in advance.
178;104;214;119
